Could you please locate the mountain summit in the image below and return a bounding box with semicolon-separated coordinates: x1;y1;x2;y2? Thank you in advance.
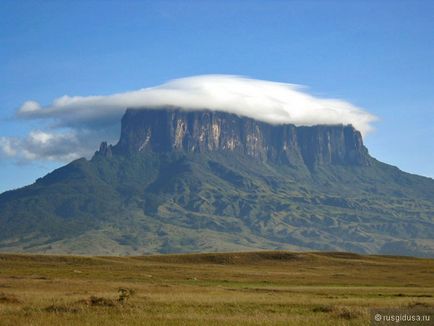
1;108;433;256
112;109;370;166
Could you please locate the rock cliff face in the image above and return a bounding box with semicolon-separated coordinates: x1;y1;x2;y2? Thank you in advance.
2;107;434;256
111;108;370;167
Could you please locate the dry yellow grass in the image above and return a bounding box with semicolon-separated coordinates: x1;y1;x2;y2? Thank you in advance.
0;251;433;325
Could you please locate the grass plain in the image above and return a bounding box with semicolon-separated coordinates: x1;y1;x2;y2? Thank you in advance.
0;251;433;325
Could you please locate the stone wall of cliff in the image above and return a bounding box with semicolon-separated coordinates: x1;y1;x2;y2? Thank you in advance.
108;108;371;167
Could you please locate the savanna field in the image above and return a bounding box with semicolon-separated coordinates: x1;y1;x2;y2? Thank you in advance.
0;251;433;325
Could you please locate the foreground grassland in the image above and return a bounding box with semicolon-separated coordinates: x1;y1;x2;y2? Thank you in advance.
0;251;433;325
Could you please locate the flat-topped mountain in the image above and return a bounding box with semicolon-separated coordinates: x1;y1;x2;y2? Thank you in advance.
0;108;433;256
112;109;370;167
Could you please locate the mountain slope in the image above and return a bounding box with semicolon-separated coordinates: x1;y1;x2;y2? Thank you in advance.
0;108;433;256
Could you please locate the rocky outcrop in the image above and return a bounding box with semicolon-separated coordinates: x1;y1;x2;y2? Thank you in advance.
97;141;112;158
110;108;371;167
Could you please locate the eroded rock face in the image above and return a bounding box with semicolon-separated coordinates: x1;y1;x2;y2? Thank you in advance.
2;107;434;257
111;108;371;167
98;141;112;158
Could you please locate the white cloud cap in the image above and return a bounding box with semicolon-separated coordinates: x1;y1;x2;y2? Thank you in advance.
18;75;376;134
4;75;377;162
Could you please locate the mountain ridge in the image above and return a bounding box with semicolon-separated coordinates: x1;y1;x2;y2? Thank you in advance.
0;108;433;256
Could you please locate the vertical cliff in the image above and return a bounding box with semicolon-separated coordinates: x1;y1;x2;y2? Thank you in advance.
110;108;371;167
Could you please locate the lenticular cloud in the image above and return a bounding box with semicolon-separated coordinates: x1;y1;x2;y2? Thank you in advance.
1;75;377;161
18;75;376;135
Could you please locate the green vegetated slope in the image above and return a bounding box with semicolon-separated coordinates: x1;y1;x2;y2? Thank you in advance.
1;149;433;256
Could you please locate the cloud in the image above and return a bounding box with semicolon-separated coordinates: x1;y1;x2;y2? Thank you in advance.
3;75;376;162
0;131;82;161
0;127;120;162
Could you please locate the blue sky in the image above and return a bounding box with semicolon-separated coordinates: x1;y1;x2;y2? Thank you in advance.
1;0;433;192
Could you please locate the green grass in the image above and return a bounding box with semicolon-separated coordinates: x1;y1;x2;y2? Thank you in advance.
0;251;433;325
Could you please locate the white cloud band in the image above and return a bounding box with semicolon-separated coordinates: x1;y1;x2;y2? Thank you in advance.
2;75;377;162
